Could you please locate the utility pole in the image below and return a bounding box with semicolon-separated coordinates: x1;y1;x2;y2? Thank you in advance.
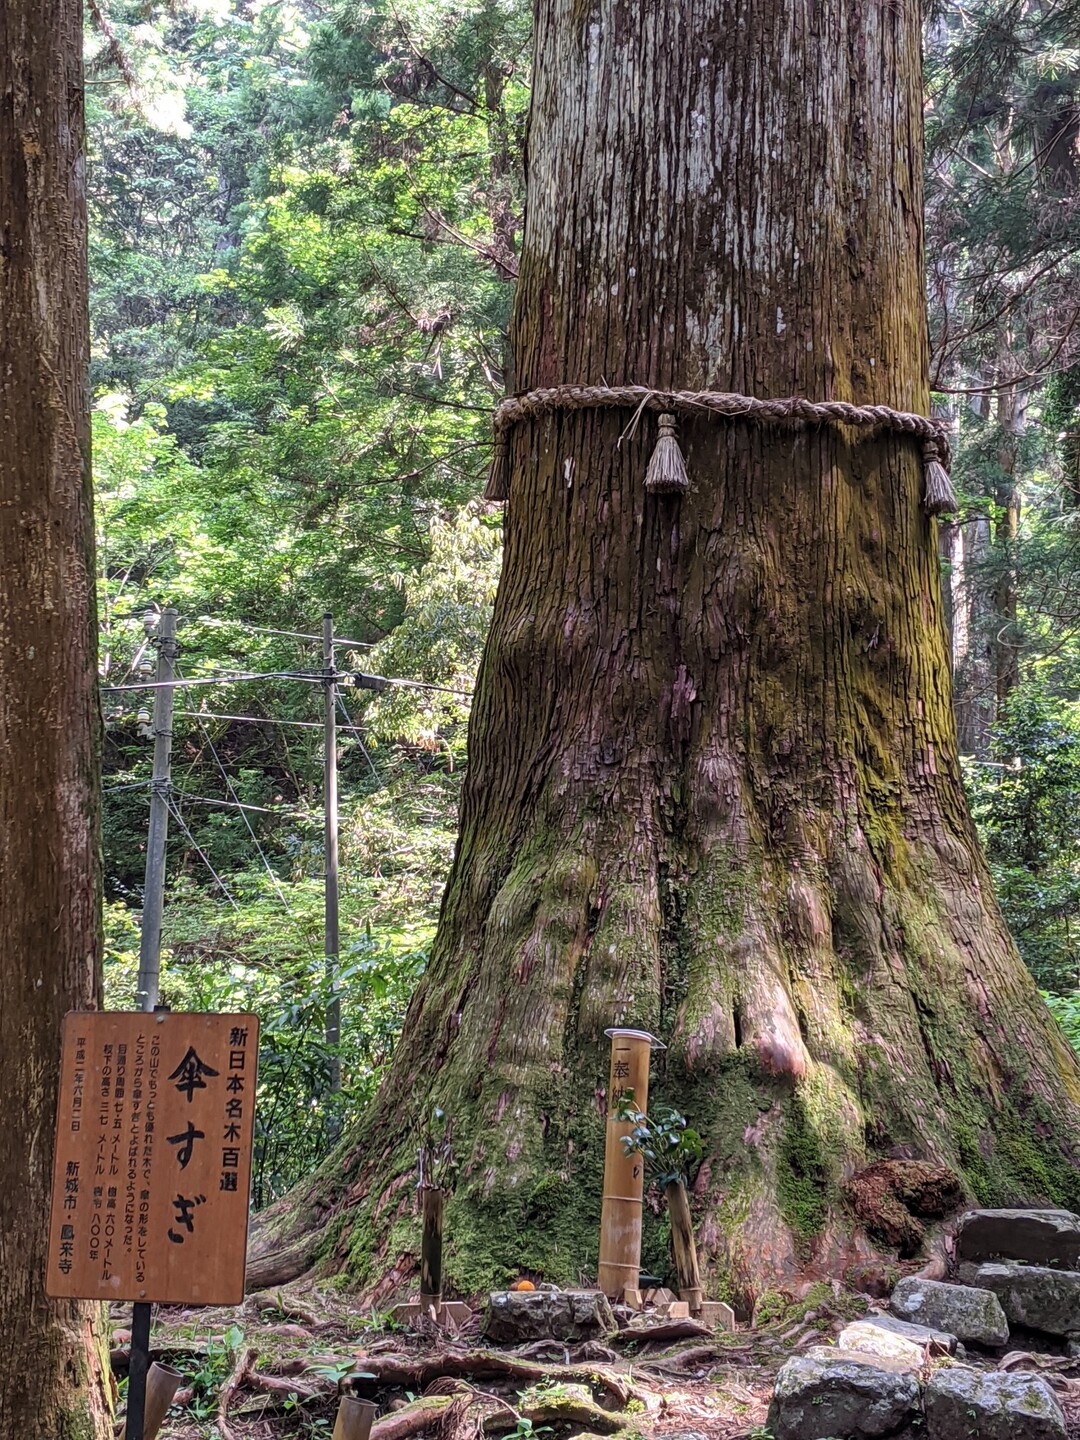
323;612;341;1095
137;607;178;1013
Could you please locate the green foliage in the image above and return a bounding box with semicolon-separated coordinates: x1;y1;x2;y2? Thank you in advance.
614;1091;705;1188
964;689;1080;993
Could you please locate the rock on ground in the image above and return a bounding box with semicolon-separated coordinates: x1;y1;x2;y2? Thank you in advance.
923;1366;1066;1440
972;1261;1080;1338
838;1315;956;1365
768;1350;920;1439
956;1209;1080;1268
890;1277;1009;1347
483;1288;615;1343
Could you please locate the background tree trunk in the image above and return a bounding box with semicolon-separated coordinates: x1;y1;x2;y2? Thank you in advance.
0;2;112;1434
252;0;1080;1306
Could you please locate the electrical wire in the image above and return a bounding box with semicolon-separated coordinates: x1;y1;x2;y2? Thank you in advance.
178;663;293;913
174;793;295;816
336;691;379;781
101;670;327;693
209;620;375;649
164;796;240;911
103;780;151;794
175;710;324;730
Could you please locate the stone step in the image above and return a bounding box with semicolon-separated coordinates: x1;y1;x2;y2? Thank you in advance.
956;1209;1080;1268
972;1261;1080;1339
769;1349;920;1440
838;1314;957;1364
891;1275;1010;1347
924;1366;1065;1439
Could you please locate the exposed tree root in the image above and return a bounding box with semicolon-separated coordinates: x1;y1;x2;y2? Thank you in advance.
368;1383;636;1440
342;1348;647;1408
248;1289;319;1326
216;1346;257;1440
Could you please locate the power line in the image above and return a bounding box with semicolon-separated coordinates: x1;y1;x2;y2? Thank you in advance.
336;691;379;781
176;793;295;816
178;664;293;913
208;621;376;649
348;671;473;697
175;710;324;730
165;796;239;911
104;780;151;794
101;670;327;694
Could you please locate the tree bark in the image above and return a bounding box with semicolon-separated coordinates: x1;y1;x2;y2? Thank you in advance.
0;2;112;1434
254;0;1080;1306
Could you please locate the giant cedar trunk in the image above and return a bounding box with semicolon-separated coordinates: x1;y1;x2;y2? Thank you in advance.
0;2;112;1434
253;0;1080;1302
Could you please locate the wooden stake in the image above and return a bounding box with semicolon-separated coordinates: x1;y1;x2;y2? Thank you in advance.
665;1178;703;1313
597;1028;663;1297
334;1395;377;1440
420;1186;444;1313
119;1361;182;1440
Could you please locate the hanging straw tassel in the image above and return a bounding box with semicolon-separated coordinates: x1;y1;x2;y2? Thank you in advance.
484;432;510;502
645;412;689;495
921;439;958;516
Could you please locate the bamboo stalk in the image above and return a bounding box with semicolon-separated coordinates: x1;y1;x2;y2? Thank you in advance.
664;1178;703;1313
420;1186;444;1311
119;1362;182;1440
334;1395;378;1440
598;1029;662;1297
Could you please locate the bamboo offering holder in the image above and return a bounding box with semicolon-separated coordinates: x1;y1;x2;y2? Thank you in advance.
118;1362;182;1440
597;1027;665;1299
665;1177;704;1313
334;1396;377;1440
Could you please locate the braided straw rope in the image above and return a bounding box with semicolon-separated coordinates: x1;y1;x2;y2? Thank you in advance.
484;384;957;514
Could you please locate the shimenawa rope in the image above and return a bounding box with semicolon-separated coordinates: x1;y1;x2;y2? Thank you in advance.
483;384;957;516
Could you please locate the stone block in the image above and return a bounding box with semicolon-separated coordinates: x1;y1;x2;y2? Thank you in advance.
890;1276;1009;1347
956;1209;1080;1268
924;1366;1065;1440
768;1350;920;1439
973;1261;1080;1338
483;1288;615;1343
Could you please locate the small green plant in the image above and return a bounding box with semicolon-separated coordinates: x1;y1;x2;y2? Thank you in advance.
614;1091;704;1186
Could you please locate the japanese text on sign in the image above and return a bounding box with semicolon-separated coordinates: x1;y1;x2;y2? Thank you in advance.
47;1012;259;1305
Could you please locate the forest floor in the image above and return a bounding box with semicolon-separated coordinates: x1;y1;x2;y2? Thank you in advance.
111;1280;1080;1439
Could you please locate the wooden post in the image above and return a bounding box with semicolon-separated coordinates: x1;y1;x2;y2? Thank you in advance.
119;1362;182;1440
665;1178;703;1313
334;1396;377;1440
597;1028;663;1298
420;1186;444;1313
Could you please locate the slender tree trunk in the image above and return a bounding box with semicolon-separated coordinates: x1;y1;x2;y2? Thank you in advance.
252;0;1080;1305
0;2;112;1434
993;382;1023;719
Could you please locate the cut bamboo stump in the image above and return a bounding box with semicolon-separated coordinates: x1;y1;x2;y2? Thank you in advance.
665;1177;703;1314
119;1361;182;1440
420;1186;444;1311
334;1396;377;1440
597;1028;663;1298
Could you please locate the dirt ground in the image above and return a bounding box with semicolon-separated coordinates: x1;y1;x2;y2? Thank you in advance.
111;1282;1080;1440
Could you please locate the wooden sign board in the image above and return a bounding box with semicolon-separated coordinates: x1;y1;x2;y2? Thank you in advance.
46;1011;259;1305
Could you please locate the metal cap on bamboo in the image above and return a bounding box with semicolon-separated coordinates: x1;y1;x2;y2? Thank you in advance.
597;1028;665;1298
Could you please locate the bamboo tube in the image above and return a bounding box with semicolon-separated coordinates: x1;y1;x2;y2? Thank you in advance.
419;1186;444;1311
597;1028;663;1298
334;1395;377;1440
119;1361;182;1440
665;1177;703;1313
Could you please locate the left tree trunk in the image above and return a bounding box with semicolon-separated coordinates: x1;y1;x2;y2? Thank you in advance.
0;3;112;1434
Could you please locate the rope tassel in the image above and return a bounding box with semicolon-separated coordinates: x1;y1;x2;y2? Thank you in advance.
484;434;510;502
921;441;958;517
645;412;689;495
